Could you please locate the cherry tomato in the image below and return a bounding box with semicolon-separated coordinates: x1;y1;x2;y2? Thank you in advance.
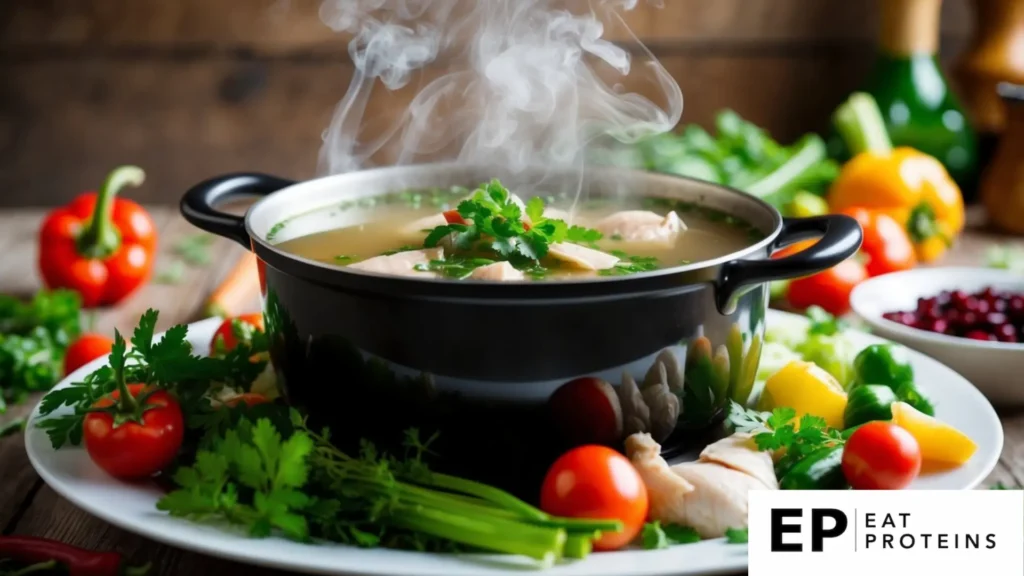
540;445;648;551
442;210;467;225
224;393;270;408
839;207;916;277
210;313;264;353
84;383;184;480
842;421;922;490
787;258;868;316
63;334;114;375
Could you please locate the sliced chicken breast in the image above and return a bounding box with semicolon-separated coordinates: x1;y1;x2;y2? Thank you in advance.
668;461;768;539
595;210;686;247
625;432;778;539
548;242;619;271
468;261;525;281
348;248;444;278
625;434;695;522
698;433;778;490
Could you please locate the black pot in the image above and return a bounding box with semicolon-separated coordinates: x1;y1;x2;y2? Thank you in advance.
181;164;860;497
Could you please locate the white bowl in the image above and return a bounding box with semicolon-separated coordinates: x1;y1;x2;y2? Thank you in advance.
850;267;1024;406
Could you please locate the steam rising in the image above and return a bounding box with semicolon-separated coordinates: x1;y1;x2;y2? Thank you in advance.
317;0;682;192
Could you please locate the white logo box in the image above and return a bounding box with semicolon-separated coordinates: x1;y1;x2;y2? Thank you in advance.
749;490;1024;576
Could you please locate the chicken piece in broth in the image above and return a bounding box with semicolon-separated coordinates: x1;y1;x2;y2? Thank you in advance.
347;248;444;278
547;242;620;271
625;432;778;538
468;261;525;281
594;210;686;249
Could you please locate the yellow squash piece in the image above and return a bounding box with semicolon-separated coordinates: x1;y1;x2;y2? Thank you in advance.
891;401;977;466
757;360;847;429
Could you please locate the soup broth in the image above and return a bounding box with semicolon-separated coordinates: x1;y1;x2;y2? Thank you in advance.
273;182;761;281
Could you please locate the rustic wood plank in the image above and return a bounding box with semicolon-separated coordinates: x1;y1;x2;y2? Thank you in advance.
10;485;285;575
0;49;888;207
992;411;1024;487
0;0;972;50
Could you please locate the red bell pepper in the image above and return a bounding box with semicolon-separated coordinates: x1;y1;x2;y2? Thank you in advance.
38;166;156;308
838;207;917;277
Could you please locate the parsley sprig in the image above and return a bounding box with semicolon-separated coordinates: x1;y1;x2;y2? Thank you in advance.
422;179;603;267
158;410;623;563
727;402;846;477
37;309;267;448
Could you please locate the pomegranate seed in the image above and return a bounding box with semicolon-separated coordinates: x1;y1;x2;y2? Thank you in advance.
997;324;1017;341
887;285;1022;344
965;330;995;341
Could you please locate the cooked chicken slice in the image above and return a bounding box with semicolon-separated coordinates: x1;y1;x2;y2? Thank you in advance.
698;433;778;490
468;261;525;281
595;210;686;247
547;242;619;271
625;433;695;520
626;432;778;539
400;213;448;243
347;248;443;278
668;461;768;538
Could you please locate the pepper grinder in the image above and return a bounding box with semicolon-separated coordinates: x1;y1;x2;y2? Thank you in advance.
980;83;1024;235
954;0;1024;174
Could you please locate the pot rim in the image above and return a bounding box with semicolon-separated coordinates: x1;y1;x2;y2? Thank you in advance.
240;163;785;297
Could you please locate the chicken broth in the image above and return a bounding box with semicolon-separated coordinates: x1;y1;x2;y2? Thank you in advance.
272;181;761;280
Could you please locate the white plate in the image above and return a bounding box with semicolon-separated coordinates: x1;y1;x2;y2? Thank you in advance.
25;311;1003;576
850;266;1024;406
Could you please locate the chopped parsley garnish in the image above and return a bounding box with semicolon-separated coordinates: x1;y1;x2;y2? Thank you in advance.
725;527;749;544
599;252;661;276
380;245;419;257
641;521;702;549
422;179;604;268
610;234;623;241
334;255;354;263
174;233;216;266
414;257;497;279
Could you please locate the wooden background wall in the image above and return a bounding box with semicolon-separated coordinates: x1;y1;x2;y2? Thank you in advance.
0;0;975;207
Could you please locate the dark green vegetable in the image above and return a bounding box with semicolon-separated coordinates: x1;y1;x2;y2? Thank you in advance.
895;380;935;417
853;343;914;389
0;290;81;414
600;110;839;213
843;385;897;429
779;446;847;490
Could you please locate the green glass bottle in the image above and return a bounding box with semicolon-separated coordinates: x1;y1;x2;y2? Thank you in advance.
830;0;980;200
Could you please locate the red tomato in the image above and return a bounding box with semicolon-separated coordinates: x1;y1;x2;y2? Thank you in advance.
839;207;916;277
224;393;270;408
842;421;922;490
210;313;265;353
540;445;648;551
786;258;868;316
548;377;622;447
84;383;184;480
63;334;115;375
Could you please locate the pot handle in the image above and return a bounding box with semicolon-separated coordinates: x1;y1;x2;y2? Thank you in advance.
716;214;863;314
180;173;296;248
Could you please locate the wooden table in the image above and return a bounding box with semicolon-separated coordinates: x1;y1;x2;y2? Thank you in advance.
1;206;1023;575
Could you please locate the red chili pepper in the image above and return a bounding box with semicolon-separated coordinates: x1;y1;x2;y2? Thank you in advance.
442;209;466;225
0;536;149;576
38;166;157;308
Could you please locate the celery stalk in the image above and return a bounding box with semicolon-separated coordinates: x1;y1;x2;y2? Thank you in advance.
833;92;893;155
745;136;828;199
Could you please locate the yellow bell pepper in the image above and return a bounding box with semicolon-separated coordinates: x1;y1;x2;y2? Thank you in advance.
891;401;977;466
827;93;965;263
757;360;847;429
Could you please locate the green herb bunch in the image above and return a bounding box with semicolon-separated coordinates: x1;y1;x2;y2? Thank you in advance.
0;290;81;413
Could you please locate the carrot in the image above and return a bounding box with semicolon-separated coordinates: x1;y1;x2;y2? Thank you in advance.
205;251;260;318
